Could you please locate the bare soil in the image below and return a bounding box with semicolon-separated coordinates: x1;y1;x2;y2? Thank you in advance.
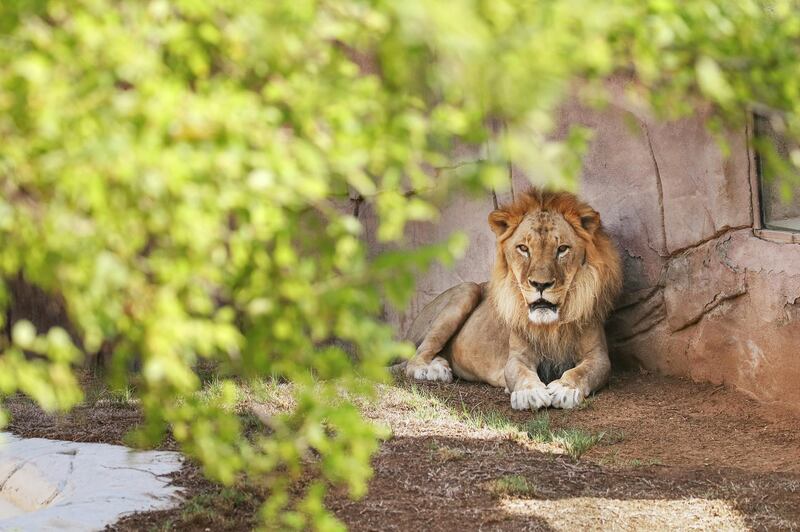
5;370;800;531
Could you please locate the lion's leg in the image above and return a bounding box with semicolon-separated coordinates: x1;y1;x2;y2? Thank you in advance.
503;332;550;410
547;326;611;409
505;354;551;410
503;333;551;410
405;282;482;383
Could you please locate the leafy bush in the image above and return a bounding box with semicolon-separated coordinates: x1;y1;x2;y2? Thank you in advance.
1;0;799;528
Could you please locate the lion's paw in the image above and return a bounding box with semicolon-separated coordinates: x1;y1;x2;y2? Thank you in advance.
510;386;551;410
546;380;584;409
406;357;453;383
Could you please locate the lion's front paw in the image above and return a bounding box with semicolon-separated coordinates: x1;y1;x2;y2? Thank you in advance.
510;386;551;410
546;380;585;409
406;357;453;383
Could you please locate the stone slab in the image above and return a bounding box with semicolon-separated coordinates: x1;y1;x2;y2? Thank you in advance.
0;433;183;531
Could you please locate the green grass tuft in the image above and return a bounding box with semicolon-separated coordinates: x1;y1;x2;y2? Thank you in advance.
522;411;608;458
486;474;536;497
551;428;605;459
524;412;553;442
459;404;521;435
428;441;467;462
404;384;448;422
247;377;282;403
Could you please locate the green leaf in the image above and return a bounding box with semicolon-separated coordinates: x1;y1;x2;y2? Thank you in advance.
695;56;734;104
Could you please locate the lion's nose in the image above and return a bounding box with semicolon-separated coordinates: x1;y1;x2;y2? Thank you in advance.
529;279;554;293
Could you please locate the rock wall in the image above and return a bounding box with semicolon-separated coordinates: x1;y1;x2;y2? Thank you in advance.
362;100;800;411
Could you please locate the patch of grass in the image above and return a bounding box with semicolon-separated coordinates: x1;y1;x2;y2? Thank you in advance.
428;441;467;462
386;385;528;437
403;384;450;422
524;412;553;442
629;457;664;467
597;450;621;466
522;412;607;458
196;376;243;408
176;484;261;530
107;386;137;406
485;474;536;497
459;404;522;436
246;377;282;403
551;428;605;459
87;385;139;408
601;429;626;445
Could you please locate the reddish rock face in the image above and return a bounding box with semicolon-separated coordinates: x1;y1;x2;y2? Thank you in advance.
662;236;747;332
361;98;800;412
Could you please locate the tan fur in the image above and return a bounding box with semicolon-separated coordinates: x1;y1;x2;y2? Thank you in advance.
405;188;622;409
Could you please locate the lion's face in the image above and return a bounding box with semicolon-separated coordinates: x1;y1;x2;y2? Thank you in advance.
488;190;619;330
500;211;586;325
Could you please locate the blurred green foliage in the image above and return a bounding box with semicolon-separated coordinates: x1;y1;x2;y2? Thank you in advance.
1;0;799;529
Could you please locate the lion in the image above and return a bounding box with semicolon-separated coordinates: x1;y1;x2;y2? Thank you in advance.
403;188;622;410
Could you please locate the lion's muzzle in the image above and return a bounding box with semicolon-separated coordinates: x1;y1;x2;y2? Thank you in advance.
528;298;559;324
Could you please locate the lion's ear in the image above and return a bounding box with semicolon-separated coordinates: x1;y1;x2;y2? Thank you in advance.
488;209;517;237
579;209;601;234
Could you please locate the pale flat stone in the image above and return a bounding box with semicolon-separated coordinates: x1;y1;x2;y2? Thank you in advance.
0;433;183;531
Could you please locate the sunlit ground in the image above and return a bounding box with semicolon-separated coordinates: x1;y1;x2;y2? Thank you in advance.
501;497;746;530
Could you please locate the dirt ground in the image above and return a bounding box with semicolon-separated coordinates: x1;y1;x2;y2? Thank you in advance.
5;370;800;531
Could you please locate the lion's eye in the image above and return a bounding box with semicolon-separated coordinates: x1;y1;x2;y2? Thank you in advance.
557;245;570;256
516;244;529;256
